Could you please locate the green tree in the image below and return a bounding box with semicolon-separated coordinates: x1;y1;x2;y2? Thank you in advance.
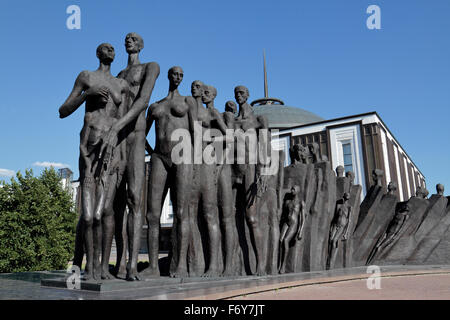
0;168;77;273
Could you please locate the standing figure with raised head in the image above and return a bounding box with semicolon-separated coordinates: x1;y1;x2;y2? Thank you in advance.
279;185;306;274
327;192;352;269
59;43;130;280
219;99;242;276
233;85;267;275
253;114;285;275
103;33;160;281
192;84;229;277
145;66;194;278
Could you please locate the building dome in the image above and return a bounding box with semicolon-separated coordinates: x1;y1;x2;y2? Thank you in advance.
251;98;324;129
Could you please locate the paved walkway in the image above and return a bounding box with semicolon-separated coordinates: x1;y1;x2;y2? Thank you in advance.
230;274;450;300
1;265;449;300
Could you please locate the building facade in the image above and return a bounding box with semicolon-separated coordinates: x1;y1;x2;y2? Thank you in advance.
269;111;425;201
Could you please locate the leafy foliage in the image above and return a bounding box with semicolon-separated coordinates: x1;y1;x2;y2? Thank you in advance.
0;168;77;273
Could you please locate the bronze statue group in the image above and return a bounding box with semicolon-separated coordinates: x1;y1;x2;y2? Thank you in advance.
60;33;450;282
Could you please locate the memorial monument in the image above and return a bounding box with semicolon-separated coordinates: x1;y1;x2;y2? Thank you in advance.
54;34;450;289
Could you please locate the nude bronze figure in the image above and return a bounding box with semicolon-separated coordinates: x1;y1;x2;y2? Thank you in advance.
145;66;193;278
102;33;161;281
193;84;228;277
59;43;129;280
233;85;267;276
279;185;306;274
219;99;242;276
327;192;352;269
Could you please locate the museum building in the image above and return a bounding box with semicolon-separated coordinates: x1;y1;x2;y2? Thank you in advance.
253;97;426;202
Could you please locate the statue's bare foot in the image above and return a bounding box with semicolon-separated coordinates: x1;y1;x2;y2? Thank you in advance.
140;267;160;278
221;268;236;277
170;267;188;278
256;267;267;277
82;270;93;281
101;268;115;280
92;264;103;280
202;268;219;278
92;269;102;281
126;269;141;281
115;266;127;279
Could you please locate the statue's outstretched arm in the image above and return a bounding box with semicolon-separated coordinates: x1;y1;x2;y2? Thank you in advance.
59;71;90;118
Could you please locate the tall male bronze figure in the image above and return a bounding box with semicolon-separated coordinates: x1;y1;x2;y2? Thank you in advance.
108;33;160;281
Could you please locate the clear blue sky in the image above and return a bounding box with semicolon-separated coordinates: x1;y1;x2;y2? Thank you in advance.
1;0;449;194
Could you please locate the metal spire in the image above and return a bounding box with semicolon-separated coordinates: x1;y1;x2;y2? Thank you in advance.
250;50;284;107
263;49;268;98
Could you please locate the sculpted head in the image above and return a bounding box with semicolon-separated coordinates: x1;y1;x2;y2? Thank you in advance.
201;85;217;104
300;145;310;163
415;186;429;199
436;183;444;196
401;202;410;213
96;43;115;64
191;80;204;98
291;185;301;195
308;142;319;154
415;186;423;198
125;32;144;54
234;85;249;105
388;181;398;194
168;66;184;87
336;166;345;177
291;144;301;163
308;143;320;162
225;100;237;114
343;192;350;201
346;171;355;184
293;144;309;163
372;169;384;186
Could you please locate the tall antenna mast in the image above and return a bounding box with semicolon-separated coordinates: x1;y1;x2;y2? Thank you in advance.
263;49;269;98
250;49;284;107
